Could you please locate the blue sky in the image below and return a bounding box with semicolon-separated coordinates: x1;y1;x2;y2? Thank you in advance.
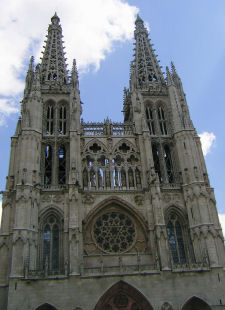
0;0;225;232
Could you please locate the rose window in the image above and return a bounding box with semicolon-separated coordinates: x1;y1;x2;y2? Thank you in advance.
93;211;136;253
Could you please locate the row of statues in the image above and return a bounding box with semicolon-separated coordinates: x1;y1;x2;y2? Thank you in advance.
83;168;141;188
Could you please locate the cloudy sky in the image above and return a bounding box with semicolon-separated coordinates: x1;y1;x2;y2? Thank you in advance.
0;0;225;235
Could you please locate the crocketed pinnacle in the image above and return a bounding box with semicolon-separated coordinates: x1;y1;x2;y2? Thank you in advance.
132;15;165;89
40;13;68;84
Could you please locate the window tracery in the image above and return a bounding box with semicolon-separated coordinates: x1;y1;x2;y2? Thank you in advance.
44;102;68;136
82;140;142;190
166;213;187;264
58;145;66;184
44;145;52;185
93;211;136;253
39;213;63;272
164;145;174;183
146;106;155;135
59;106;66;135
158;106;167;135
46;105;54;135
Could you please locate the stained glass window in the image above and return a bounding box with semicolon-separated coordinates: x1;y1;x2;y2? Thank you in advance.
167;213;186;264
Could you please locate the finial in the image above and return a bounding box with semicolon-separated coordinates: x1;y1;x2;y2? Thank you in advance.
135;14;143;23
171;61;176;74
28;56;34;72
51;12;60;24
166;66;172;84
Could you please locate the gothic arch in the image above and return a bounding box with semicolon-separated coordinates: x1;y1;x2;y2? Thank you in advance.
94;281;153;310
39;205;64;219
84;197;148;230
164;205;193;265
144;99;154;106
83;197;149;254
57;98;68;105
35;303;58;310
113;139;137;154
181;296;212;310
38;207;64;272
84;138;108;153
44;99;56;106
164;204;188;223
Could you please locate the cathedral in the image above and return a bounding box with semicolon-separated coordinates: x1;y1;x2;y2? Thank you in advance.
0;12;225;310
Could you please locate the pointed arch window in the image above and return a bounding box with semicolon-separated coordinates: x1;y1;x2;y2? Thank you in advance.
152;144;162;183
164;145;174;183
166;213;186;264
46;106;54;135
42;215;60;271
58;145;66;184
59;106;66;135
158;107;167;135
146;106;155;135
44;145;52;185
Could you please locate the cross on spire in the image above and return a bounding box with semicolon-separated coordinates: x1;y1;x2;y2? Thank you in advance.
40;13;68;84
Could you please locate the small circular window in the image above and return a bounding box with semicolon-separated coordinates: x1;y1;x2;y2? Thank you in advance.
93;211;136;253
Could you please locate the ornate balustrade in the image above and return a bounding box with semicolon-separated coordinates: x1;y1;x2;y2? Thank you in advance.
81;120;134;136
82;252;158;276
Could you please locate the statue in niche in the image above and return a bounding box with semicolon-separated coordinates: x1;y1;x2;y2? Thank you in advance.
98;170;103;187
121;170;126;187
128;169;134;187
90;170;96;187
83;169;88;187
136;169;141;187
105;171;111;187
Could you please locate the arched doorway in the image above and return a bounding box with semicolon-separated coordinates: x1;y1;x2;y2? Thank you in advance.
36;303;58;310
94;281;153;310
182;297;212;310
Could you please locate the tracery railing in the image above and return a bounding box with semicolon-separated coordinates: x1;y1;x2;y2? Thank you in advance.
81;120;134;136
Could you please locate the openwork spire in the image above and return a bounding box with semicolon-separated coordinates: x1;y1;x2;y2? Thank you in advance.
41;13;68;84
132;15;165;89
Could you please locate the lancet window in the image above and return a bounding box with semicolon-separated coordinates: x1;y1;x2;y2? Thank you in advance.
164;145;174;183
166;213;187;264
42;144;68;186
158;107;167;135
82;140;142;190
44;102;68;136
58;145;66;184
44;145;52;185
152;144;162;183
46;106;54;135
146;106;155;135
59;106;66;135
39;213;63;273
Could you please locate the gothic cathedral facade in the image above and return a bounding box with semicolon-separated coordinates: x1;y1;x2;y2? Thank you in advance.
0;13;225;310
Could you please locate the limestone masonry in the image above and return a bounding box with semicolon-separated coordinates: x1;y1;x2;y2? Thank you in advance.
0;13;225;310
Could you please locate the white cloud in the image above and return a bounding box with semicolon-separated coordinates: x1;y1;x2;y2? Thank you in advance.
0;0;138;91
0;0;138;126
0;98;19;126
219;214;225;237
199;132;216;156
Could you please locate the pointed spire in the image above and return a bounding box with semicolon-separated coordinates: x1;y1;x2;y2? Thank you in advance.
131;15;165;90
166;66;173;86
24;56;34;95
170;61;183;89
40;14;68;84
71;59;79;89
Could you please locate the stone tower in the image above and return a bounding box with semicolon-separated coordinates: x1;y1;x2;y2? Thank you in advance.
0;13;224;310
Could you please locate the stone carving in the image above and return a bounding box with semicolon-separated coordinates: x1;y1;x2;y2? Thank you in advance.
135;195;144;206
82;194;94;204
